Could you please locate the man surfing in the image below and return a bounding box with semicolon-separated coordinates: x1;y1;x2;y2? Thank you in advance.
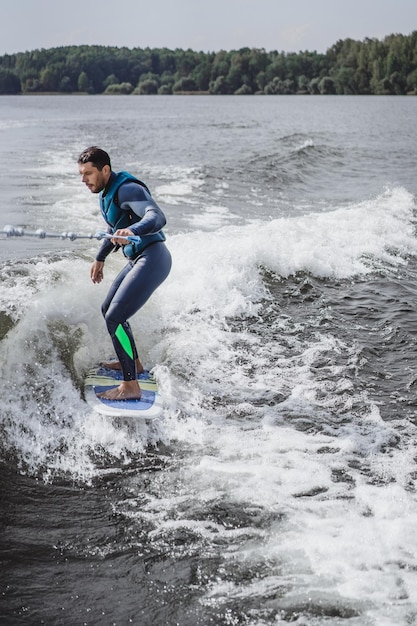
78;146;171;400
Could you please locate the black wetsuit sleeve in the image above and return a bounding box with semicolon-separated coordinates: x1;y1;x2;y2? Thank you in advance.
95;226;115;262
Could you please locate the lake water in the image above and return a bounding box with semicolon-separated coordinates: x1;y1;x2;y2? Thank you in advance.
1;94;417;625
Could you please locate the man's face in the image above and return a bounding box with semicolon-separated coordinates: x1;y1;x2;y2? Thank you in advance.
79;161;110;194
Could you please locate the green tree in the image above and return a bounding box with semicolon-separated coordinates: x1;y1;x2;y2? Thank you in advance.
235;83;252;95
103;73;119;88
0;34;416;97
332;67;357;94
309;77;320;94
158;83;172;94
264;77;295;94
209;75;229;94
386;50;402;76
318;76;336;94
370;58;385;93
297;74;310;94
159;49;177;74
406;68;417;93
59;76;72;92
191;59;211;91
264;77;278;94
77;71;90;92
173;76;198;93
133;79;158;94
176;49;199;77
210;51;230;81
104;82;133;94
40;64;63;91
255;70;267;91
226;48;255;92
22;77;41;92
354;66;371;94
0;68;21;93
159;70;175;89
390;71;406;94
248;48;269;78
265;52;287;82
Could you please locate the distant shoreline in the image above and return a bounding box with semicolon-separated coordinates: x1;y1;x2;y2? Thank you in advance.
1;35;416;97
2;91;416;97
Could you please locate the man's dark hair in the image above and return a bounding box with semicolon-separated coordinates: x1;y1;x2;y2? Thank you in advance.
78;146;111;171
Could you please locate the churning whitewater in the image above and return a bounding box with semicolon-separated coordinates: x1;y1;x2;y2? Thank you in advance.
1;95;417;625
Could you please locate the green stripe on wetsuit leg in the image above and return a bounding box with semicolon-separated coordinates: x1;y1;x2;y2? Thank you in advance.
115;324;134;360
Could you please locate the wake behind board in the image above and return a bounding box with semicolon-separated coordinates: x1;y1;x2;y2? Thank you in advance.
84;366;163;419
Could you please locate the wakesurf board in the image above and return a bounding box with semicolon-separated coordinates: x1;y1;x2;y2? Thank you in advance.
84;366;163;419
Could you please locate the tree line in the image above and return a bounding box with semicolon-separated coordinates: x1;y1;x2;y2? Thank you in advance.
0;32;416;96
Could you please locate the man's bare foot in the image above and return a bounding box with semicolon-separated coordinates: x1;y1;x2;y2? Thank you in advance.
101;358;144;374
97;380;142;400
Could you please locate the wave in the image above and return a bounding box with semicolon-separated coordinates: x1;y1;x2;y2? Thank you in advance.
0;185;415;480
168;186;417;313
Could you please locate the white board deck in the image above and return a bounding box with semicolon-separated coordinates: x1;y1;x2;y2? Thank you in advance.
84;366;163;419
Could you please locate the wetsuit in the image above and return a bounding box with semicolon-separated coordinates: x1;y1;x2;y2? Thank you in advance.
97;171;171;381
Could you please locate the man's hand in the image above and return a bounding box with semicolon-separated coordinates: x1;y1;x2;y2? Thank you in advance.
111;228;134;245
91;260;104;284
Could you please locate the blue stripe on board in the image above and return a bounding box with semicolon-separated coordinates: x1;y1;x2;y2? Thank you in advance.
93;386;156;411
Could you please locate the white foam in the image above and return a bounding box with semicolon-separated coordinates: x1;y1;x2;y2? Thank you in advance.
150;164;205;205
188;204;240;229
1;184;417;618
158;187;416;335
1;187;415;461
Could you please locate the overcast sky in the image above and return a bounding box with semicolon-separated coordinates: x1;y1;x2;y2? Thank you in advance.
1;0;415;55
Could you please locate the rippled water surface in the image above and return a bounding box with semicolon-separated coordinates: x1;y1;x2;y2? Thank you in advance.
1;95;417;625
